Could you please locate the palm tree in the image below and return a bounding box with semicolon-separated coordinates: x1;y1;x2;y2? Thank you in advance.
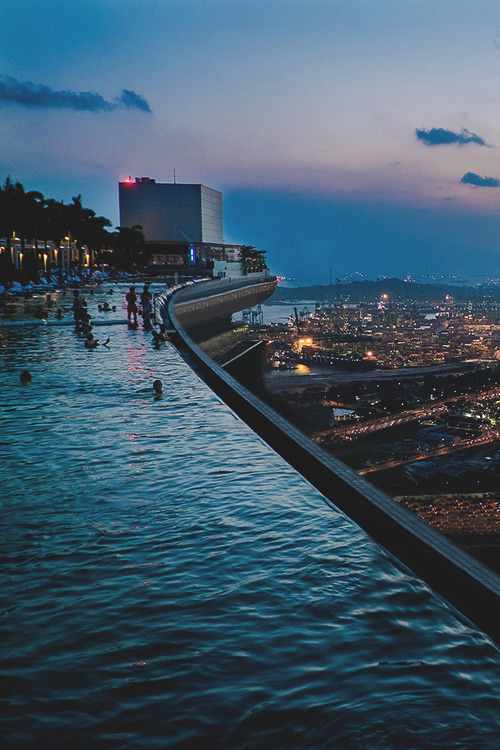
82;214;113;271
23;189;45;278
1;177;24;265
0;177;115;279
113;224;145;270
44;199;66;273
239;245;267;273
64;195;98;270
0;178;45;277
0;182;14;275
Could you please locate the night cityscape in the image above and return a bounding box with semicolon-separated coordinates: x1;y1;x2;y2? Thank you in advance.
246;290;500;572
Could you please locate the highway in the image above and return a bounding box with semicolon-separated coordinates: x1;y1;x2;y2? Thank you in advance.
358;428;500;474
314;386;500;443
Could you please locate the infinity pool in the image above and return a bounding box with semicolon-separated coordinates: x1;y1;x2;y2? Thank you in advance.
2;286;500;748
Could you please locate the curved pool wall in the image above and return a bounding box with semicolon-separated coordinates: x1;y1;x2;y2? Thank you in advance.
165;274;278;328
167;281;500;645
3;284;500;748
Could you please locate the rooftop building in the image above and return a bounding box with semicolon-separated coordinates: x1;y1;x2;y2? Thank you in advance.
118;177;223;245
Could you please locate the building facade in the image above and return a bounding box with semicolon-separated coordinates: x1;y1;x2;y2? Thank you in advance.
118;177;223;245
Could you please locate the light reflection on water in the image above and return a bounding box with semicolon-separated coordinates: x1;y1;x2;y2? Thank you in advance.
2;288;500;748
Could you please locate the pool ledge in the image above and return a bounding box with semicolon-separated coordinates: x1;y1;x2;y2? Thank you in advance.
164;283;500;645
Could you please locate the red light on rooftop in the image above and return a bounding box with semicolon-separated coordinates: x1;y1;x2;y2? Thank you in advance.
124;176;133;183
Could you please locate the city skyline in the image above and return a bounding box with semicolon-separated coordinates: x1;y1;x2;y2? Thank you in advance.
3;0;500;283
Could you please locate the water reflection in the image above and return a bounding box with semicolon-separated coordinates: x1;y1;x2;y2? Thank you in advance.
1;289;500;748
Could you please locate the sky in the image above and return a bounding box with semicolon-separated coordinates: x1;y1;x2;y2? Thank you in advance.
3;0;500;285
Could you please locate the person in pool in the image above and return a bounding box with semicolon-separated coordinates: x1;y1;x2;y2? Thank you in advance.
72;290;87;331
152;324;169;346
140;284;153;328
126;286;138;325
84;333;98;348
84;334;110;348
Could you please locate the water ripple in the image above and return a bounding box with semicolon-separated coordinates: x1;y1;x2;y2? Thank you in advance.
2;292;500;748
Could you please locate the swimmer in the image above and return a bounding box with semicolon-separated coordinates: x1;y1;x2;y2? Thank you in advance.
20;370;32;384
152;324;169;345
55;308;63;319
153;379;163;395
84;333;99;349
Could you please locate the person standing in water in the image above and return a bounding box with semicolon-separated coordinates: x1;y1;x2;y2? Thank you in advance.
72;290;86;331
126;286;138;325
140;284;152;328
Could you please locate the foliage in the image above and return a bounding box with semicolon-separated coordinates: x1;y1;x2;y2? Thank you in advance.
112;224;145;269
0;177;122;278
239;245;267;272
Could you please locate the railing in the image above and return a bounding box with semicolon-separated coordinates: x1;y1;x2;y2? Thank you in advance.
162;280;500;645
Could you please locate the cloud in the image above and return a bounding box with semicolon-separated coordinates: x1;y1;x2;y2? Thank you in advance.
415;127;488;147
117;89;151;113
461;171;500;188
0;75;151;114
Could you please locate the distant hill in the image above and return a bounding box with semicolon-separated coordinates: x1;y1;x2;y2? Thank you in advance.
270;278;500;303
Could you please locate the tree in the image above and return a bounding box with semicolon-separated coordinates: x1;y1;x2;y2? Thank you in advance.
22;189;45;278
0;178;17;268
44;199;66;272
239;245;267;273
0;176;140;280
63;194;102;270
0;177;45;277
82;215;113;270
113;224;145;269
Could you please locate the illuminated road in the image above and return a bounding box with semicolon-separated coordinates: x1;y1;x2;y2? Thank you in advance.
314;386;500;444
358;429;500;474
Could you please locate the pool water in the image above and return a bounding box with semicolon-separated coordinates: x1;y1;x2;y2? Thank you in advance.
2;287;500;749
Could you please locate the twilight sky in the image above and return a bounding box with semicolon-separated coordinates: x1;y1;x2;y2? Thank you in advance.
3;0;500;284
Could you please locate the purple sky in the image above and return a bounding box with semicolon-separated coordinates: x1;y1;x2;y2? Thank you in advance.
3;0;500;283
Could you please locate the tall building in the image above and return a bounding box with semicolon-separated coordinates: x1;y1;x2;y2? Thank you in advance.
118;177;223;245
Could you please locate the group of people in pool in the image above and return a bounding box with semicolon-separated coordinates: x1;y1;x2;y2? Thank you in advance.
126;284;153;328
70;284;170;354
71;290;109;349
21;285;168;394
97;301;116;313
21;367;163;397
126;284;170;347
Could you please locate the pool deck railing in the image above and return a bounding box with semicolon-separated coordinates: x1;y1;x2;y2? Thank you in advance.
163;281;500;646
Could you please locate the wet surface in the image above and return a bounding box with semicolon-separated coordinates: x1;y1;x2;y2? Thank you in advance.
2;288;500;748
